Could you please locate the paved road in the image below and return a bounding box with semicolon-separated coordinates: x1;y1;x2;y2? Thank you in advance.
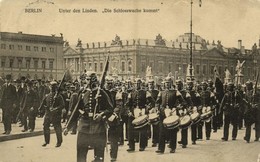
0;126;259;162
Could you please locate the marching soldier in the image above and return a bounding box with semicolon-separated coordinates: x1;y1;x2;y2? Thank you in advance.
0;74;17;134
155;76;184;154
147;79;159;147
39;81;65;147
20;80;39;132
198;81;216;140
176;80;189;148
220;82;240;141
126;78;153;152
64;71;113;162
243;81;257;143
186;81;201;144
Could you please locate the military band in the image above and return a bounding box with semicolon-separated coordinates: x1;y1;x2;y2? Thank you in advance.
0;65;259;162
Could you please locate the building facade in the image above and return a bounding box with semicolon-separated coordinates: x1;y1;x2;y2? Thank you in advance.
63;33;260;83
0;32;64;80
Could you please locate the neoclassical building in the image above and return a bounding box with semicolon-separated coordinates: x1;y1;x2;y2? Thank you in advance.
0;32;64;80
64;33;260;83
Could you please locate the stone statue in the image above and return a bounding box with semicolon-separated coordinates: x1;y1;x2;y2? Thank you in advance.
111;34;122;46
76;39;82;47
224;68;232;84
236;60;245;76
146;66;152;77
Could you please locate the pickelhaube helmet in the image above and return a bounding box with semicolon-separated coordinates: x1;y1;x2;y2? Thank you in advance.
85;71;97;83
134;77;142;83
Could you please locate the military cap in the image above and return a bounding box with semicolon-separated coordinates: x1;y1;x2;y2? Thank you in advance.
50;81;58;86
27;80;34;87
245;80;253;85
175;79;182;84
201;81;208;86
134;77;142;83
147;79;155;83
105;76;114;83
20;76;26;81
6;74;12;80
164;76;172;83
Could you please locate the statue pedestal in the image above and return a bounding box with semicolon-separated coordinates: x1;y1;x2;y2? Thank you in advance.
235;74;244;86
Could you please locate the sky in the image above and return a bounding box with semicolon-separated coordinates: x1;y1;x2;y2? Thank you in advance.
1;0;260;49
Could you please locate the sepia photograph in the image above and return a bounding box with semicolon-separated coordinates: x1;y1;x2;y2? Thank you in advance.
0;0;260;162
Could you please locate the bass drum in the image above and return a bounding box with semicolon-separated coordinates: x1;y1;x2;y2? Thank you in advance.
179;115;192;129
163;115;180;129
148;113;160;125
132;115;149;129
190;112;201;125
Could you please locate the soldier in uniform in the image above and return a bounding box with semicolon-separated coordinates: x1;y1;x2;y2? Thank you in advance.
176;80;189;148
220;82;240;141
0;74;17;134
64;71;113;162
39;81;65;147
147;79;159;147
126;78;152;152
186;81;201;144
243;81;257;143
155;76;184;154
20;80;39;132
198;81;216;140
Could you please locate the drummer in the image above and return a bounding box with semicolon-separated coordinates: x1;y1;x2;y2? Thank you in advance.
147;79;159;147
175;79;190;148
125;78;154;152
198;81;217;140
186;80;201;145
155;75;185;154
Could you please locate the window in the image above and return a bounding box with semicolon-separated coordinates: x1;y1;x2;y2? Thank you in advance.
94;63;98;72
89;63;92;69
34;46;38;52
159;62;163;73
49;60;53;69
9;59;13;68
34;60;38;69
183;64;187;74
50;47;54;52
168;62;171;72
1;60;5;68
128;61;132;72
26;60;30;69
100;62;103;72
18;45;23;50
26;46;31;51
149;61;154;69
196;65;200;74
203;65;207;75
42;47;46;52
9;45;14;50
18;59;22;69
218;66;222;75
230;66;234;75
1;44;6;49
121;61;125;72
141;62;146;72
248;68;251;76
42;61;46;69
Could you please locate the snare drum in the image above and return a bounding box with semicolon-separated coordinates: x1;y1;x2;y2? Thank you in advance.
132;115;149;129
148;113;160;125
179;115;192;129
163;115;180;129
200;111;213;122
190;112;201;125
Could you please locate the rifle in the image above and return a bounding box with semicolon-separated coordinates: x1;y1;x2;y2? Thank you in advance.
93;52;110;120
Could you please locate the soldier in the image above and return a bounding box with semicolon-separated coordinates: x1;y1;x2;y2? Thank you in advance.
20;80;39;132
186;81;201;144
220;82;240;141
64;71;113;162
176;79;189;148
198;81;216;140
67;81;80;135
147;79;159;147
38;80;50;105
117;83;129;145
243;81;257;143
61;83;72;123
126;78;153;152
255;87;260;142
16;77;27;127
39;81;65;147
0;74;17;134
155;76;184;154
